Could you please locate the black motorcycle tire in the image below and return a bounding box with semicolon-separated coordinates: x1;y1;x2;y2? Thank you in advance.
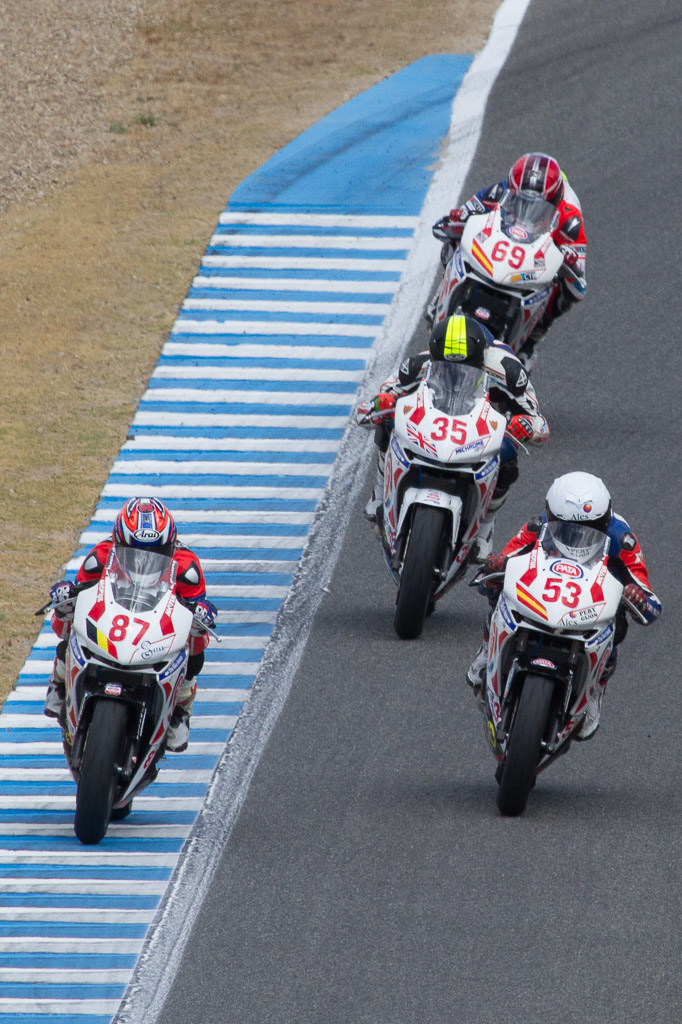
74;700;128;845
496;674;553;817
394;505;446;640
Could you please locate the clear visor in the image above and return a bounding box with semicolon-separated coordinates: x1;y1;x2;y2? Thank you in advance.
544;520;609;566
499;190;558;242
426;362;487;416
110;544;173;611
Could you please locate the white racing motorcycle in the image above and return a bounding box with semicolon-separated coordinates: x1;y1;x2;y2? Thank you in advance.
380;360;508;640
39;544;214;844
476;522;647;816
433;191;581;367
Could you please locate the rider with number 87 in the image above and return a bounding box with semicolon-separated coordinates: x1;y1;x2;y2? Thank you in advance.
44;497;217;753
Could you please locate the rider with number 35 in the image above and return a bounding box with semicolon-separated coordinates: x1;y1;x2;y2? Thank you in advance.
44;497;216;753
357;314;550;560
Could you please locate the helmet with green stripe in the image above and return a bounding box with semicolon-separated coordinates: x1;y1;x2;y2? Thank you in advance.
429;314;492;367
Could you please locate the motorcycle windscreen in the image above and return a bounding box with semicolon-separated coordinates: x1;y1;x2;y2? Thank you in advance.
109;545;174;612
541;521;609;566
425;362;487;417
499;190;558;243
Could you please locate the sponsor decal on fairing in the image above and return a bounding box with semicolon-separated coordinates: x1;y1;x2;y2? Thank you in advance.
550;559;584;578
454;438;486;455
475;454;499;481
530;657;557;670
390;433;410;468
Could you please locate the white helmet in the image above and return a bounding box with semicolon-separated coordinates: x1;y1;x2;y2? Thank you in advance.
545;472;612;563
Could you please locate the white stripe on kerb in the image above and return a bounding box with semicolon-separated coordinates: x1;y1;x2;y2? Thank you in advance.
192;275;399;294
163;342;372;360
208;233;410;251
171;320;379;337
131;413;347;429
92;509;316;525
123;436;341;453
103;483;324;499
112;459;332;477
142;388;353;407
216;212;417;228
152;365;364;383
202;256;406;272
0;998;121;1013
0;967;134;981
183;298;390;315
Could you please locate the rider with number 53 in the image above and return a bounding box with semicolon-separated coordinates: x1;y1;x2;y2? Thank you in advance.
468;472;661;814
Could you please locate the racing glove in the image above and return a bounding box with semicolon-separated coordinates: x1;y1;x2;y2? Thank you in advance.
561;245;579;268
432;207;469;242
506;414;535;442
190;599;218;636
485;553;508;575
623;583;650;618
356;392;397;426
49;581;77;621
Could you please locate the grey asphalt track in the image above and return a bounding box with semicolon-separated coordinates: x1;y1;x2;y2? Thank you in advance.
156;1;682;1021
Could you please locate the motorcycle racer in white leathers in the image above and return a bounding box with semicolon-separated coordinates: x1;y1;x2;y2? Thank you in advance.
467;471;662;739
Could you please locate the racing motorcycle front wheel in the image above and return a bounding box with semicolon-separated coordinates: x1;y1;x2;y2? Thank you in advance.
496;674;553;817
394;505;447;640
74;700;128;845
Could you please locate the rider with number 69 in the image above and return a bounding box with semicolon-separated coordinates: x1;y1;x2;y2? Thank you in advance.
44;497;217;753
468;471;661;740
356;313;550;559
429;153;587;363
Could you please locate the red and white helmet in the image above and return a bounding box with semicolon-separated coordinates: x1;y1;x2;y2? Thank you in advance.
113;497;177;555
508;153;564;206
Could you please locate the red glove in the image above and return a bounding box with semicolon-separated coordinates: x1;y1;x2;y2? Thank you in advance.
485;553;507;574
432;207;468;242
356;392;397;426
562;245;579;267
507;414;534;442
623;583;649;617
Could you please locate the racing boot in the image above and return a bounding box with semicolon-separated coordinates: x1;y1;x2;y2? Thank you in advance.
167;679;197;753
364;453;386;523
475;491;507;562
44;652;66;720
575;688;604;742
466;637;489;695
575;649;617;742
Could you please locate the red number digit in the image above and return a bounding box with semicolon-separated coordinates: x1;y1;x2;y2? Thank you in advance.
109;614;130;642
132;618;150;644
491;240;509;261
561;582;581;609
542;579;561;602
509;245;525;270
450;418;467;444
431;416;449;441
